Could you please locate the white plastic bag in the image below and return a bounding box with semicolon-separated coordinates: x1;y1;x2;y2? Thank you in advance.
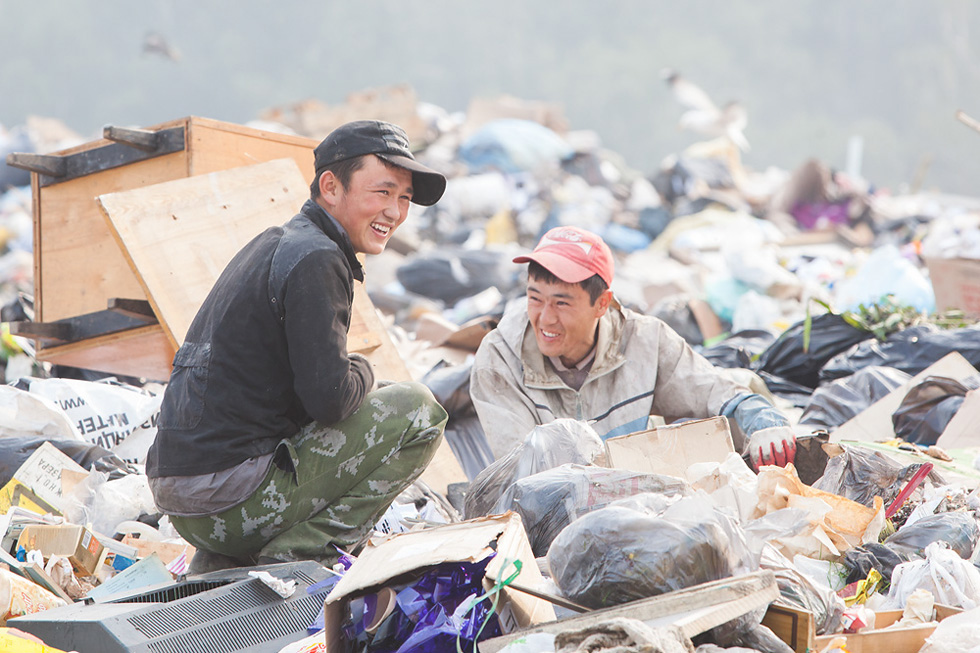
27;377;163;464
883;541;980;610
919;605;980;653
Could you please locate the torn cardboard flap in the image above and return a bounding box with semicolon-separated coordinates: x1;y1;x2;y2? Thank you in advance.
325;512;555;629
605;416;735;482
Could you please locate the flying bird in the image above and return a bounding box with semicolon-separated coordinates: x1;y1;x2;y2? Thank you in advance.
661;68;749;151
142;31;182;62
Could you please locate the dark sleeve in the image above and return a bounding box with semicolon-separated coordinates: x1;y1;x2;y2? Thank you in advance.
282;250;374;424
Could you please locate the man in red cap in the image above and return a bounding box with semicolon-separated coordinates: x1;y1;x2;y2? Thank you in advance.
470;226;796;471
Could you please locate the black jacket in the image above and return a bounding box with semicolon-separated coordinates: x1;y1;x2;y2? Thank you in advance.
146;200;374;477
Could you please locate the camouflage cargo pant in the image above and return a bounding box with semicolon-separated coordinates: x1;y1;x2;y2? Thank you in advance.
169;381;447;566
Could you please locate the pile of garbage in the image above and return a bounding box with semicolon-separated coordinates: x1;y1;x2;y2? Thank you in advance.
1;86;980;652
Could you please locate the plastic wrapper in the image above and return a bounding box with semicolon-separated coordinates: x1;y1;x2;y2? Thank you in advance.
753;313;873;389
547;494;752;610
883;511;979;560
882;541;980;610
464;419;605;519
819;323;980;384
759;543;845;635
501;464;691;556
0;567;67;625
799;366;911;429
341;556;503;653
811;445;939;509
61;470;159;538
892;375;978;445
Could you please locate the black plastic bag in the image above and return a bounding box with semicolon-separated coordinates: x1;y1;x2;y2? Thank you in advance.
698;329;776;370
547;494;751;610
819;323;980;384
504;464;691;557
843;542;909;585
422;361;495;480
892;375;978;445
395;248;513;306
754;313;872;389
800;366;912;429
756;371;818;408
649;295;703;346
884;511;979;560
0;436;135;487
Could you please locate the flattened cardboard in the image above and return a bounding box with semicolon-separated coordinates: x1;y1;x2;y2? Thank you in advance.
936;389;980;449
833;352;979;443
604;416;735;481
0;442;87;516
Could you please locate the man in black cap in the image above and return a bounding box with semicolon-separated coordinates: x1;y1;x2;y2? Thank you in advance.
146;120;449;570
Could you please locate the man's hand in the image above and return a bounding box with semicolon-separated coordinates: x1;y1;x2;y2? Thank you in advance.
747;426;797;471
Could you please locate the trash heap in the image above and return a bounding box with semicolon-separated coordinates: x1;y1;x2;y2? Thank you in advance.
1;86;980;652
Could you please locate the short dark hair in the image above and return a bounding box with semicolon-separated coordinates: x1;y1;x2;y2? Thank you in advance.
527;261;609;304
310;155;368;198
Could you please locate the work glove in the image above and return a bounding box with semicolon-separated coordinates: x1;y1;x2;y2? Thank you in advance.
721;392;796;471
746;425;797;471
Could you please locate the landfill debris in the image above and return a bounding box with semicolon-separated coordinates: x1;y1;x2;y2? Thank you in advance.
3;83;980;652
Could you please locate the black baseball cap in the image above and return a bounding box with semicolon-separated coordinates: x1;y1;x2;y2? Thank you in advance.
313;120;447;206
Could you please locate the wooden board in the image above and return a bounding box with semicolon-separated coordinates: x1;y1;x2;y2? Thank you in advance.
479;571;778;653
34;325;175;382
97;158;308;347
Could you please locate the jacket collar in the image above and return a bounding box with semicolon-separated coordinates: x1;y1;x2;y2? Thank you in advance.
300;199;364;282
498;296;627;388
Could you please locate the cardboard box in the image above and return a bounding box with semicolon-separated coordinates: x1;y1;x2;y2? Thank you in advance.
604;416;735;481
0;442;87;516
763;601;962;653
926;256;980;318
18;524;105;576
323;512;555;652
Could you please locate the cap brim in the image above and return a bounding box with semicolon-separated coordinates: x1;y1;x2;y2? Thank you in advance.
376;153;447;206
512;251;594;284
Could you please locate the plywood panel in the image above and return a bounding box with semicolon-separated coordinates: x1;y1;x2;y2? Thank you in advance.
35;326;175;382
37;151;189;322
97;158;308;348
187;117;317;180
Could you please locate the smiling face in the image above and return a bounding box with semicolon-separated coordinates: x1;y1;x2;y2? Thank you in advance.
317;155;414;255
526;276;612;367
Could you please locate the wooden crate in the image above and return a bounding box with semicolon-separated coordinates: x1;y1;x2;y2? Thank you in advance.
12;116;317;380
763;601;962;653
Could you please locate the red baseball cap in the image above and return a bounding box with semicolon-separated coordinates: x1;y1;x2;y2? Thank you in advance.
513;226;614;286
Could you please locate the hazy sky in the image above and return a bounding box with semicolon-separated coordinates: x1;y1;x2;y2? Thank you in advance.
3;1;980;194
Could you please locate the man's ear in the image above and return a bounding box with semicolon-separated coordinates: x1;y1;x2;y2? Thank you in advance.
593;289;613;318
318;171;341;206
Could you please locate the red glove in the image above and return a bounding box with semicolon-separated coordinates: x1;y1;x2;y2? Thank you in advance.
747;426;797;471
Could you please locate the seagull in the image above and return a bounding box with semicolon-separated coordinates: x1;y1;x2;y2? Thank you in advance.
142;31;181;62
661;68;749;151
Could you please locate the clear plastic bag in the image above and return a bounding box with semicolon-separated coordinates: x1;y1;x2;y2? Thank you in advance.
463;419;605;519
812;445;938;510
883;511;979;560
759;543;845;635
546;494;752;610
501;464;691;557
